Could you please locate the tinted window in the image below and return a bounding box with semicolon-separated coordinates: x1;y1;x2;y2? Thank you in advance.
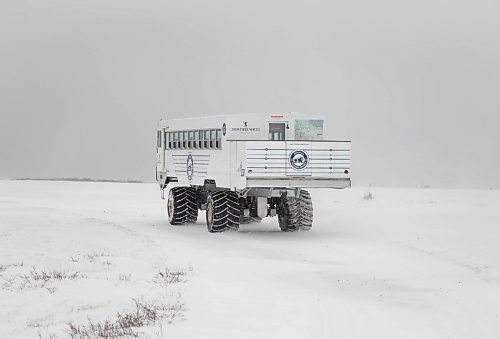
188;131;194;148
172;131;177;149
210;129;215;148
204;130;209;148
177;132;181;148
193;130;198;148
216;129;221;149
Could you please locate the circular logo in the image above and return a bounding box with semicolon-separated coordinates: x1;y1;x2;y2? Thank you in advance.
186;153;194;181
289;150;309;170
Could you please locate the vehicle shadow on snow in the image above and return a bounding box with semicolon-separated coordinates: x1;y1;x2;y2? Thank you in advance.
222;221;330;239
153;217;334;239
236;227;328;239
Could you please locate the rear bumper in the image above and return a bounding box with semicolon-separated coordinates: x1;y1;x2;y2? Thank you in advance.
246;177;351;189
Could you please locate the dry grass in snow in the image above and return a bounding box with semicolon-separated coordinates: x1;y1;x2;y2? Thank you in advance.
67;299;185;338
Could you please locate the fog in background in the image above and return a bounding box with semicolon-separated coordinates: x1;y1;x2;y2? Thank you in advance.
1;0;499;188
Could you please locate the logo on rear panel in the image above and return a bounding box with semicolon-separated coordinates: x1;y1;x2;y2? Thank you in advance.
186;153;194;181
289;150;309;170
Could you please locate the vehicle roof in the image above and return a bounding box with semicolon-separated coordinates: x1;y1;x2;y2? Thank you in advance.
158;112;323;127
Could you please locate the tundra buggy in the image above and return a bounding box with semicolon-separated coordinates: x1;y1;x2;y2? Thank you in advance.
156;112;351;232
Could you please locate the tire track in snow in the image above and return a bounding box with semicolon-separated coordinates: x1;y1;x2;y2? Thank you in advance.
83;216;160;248
404;244;500;285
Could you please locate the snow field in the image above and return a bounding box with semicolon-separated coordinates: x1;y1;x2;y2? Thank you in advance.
1;180;500;338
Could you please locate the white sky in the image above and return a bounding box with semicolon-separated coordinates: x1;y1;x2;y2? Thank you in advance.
1;0;499;188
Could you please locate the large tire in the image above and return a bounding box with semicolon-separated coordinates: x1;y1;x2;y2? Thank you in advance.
167;187;198;225
206;191;240;233
278;190;313;231
298;190;313;231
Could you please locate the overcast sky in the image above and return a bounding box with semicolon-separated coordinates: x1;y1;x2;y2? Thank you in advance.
1;0;499;188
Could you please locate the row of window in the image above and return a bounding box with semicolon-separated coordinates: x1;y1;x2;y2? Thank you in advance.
159;129;223;150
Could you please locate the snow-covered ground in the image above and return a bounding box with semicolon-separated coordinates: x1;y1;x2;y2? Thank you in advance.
1;180;499;338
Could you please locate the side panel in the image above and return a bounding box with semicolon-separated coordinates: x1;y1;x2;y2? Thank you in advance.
310;141;351;176
171;152;210;185
164;143;232;188
244;140;351;188
246;141;287;177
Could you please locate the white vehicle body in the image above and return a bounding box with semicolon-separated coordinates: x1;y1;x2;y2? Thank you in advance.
156;112;351;189
156;112;351;232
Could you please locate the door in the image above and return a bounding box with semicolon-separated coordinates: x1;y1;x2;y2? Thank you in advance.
156;129;165;172
268;122;286;141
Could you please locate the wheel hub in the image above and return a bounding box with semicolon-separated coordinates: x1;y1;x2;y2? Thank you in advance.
206;197;214;228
